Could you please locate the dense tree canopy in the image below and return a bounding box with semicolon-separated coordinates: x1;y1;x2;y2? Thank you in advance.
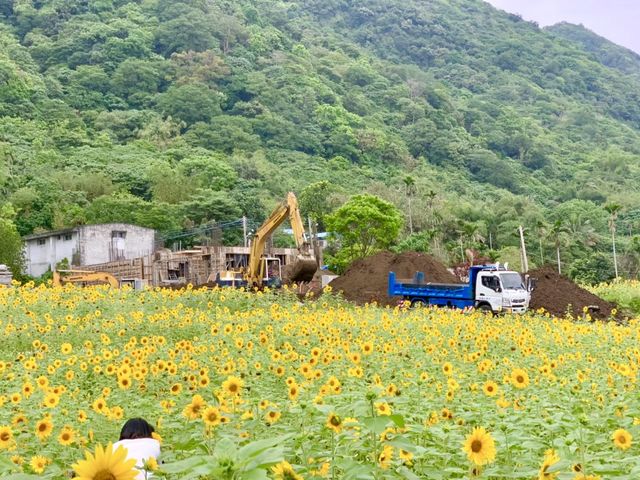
1;0;640;279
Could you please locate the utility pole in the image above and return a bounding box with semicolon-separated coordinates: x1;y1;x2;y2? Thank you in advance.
242;216;247;247
518;225;529;273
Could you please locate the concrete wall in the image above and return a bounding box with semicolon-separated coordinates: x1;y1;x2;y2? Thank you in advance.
78;224;156;265
24;231;78;277
24;224;156;277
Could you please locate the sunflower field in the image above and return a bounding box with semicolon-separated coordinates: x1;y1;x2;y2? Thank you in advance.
0;283;639;479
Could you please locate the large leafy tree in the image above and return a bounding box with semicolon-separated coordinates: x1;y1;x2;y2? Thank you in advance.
0;205;24;275
325;194;403;270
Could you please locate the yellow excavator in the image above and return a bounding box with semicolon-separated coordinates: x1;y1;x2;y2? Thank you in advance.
214;192;317;288
53;270;119;288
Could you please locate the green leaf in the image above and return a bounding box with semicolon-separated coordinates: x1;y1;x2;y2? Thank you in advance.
363;416;392;434
160;456;205;474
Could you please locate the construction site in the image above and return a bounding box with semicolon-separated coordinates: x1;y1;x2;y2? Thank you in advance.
46;191;619;320
328;251;618;320
55;192;335;292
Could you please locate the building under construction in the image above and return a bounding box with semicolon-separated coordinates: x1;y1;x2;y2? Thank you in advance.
81;245;302;288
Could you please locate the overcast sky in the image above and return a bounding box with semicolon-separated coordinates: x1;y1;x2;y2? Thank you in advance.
484;0;640;54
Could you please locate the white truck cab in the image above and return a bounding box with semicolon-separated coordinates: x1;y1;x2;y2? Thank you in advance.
475;268;531;314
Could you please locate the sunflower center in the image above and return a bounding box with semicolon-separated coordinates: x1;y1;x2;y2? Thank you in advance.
330;417;340;426
618;435;627;444
94;470;117;480
38;424;47;432
487;386;494;392
229;384;238;392
471;439;483;453
516;375;524;383
0;432;10;441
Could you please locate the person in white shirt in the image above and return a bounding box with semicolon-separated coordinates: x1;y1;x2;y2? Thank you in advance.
112;418;161;480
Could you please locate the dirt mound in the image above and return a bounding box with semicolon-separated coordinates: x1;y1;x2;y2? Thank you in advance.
329;251;459;306
529;266;616;319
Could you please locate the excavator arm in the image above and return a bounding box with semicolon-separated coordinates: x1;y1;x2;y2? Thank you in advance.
53;270;119;288
246;192;317;287
246;202;290;286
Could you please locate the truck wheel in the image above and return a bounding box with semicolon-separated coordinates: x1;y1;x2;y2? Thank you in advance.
478;304;493;314
411;299;427;308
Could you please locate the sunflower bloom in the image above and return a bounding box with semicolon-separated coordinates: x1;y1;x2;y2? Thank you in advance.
483;381;498;397
539;449;560;479
0;425;13;449
462;427;496;466
35;418;53;440
326;413;342;433
511;368;530;389
222;376;244;396
202;406;222;427
612;429;632;450
271;460;303;480
30;455;49;474
378;444;394;469
72;443;137;480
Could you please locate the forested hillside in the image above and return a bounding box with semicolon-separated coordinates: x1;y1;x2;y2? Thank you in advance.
2;0;640;281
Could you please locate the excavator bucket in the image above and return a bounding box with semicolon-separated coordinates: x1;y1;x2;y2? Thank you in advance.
287;254;317;283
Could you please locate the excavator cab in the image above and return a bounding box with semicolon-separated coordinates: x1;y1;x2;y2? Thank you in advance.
245;192;317;288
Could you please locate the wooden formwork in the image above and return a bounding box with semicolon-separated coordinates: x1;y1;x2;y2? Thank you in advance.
82;245;299;287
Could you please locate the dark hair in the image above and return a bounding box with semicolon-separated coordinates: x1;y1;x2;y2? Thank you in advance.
119;418;155;440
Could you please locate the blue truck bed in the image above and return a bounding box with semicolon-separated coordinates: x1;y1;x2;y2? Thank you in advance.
388;271;475;308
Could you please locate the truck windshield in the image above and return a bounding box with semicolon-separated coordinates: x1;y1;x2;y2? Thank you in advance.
500;273;524;290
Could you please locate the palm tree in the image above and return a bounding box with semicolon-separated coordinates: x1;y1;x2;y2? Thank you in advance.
535;219;548;266
605;203;622;279
403;176;417;235
548;219;570;275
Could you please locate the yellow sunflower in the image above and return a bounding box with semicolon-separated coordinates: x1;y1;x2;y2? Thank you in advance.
43;392;60;408
378;444;394;469
538;449;560;480
222;376;244;396
30;455;49;474
0;425;13;449
510;368;530;389
271;461;303;480
462;427;496;466
265;409;281;425
326;413;342;433
35;418;53;440
202;406;222;427
183;394;206;420
72;443;137;480
612;428;632;450
375;402;392;416
58;427;76;446
482;381;498;397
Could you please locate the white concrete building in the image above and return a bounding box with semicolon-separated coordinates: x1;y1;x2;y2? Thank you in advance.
23;223;156;277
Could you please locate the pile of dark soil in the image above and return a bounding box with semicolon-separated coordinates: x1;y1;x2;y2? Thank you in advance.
329;251;458;306
529;266;617;319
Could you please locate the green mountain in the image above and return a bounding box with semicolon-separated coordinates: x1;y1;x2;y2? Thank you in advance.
547;22;640;77
1;0;640;280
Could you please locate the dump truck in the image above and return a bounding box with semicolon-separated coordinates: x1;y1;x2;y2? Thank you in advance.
214;192;317;288
388;264;533;313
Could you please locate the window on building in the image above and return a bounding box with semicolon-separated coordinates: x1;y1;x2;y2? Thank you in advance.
37;238;46;245
63;234;72;241
111;231;127;239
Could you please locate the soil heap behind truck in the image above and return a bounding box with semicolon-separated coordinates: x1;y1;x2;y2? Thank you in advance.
388;264;532;313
